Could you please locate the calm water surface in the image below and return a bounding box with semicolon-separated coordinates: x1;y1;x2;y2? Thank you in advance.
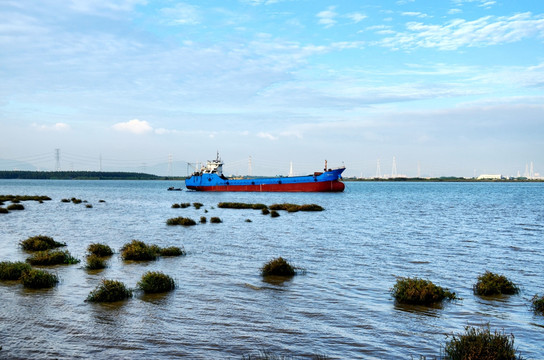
0;180;543;359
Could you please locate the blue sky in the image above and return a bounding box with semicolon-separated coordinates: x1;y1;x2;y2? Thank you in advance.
1;0;543;177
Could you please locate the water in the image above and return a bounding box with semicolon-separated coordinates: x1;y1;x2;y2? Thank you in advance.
1;180;543;359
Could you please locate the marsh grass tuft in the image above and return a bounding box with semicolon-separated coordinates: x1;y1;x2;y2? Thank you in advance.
531;294;544;314
71;198;83;204
391;277;457;305
269;203;324;212
160;246;185;257
200;216;207;223
85;254;107;270
86;279;133;302
20;235;66;251
20;269;59;288
7;203;24;211
261;257;296;277
210;217;222;223
87;243;113;257
473;271;519;296
0;195;51;202
166;217;197;226
85;204;93;208
171;203;181;208
443;324;524;360
261;208;270;215
120;240;159;261
270;210;280;218
0;261;32;280
193;202;203;209
26;250;80;266
137;271;176;293
0;207;8;214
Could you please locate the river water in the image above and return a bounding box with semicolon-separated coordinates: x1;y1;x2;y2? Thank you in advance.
0;180;543;359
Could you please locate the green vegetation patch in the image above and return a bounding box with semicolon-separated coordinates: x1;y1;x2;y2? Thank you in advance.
391;277;457;305
120;240;159;261
443;325;524;360
87;243;113;257
531;294;544;314
26;250;80;266
0;195;51;202
160;246;186;257
217;202;268;210
86;279;133;302
269;203;324;212
166;217;197;226
473;271;519;296
20;235;67;251
137;271;176;293
85;254;107;270
20;269;59;289
7;203;24;211
261;257;296;277
0;261;32;280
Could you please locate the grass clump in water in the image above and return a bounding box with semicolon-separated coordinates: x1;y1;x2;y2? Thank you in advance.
20;235;66;251
120;240;159;261
193;202;203;209
269;203;324;212
473;271;519;296
0;261;32;280
171;203;181;208
137;271;176;293
261;257;296;277
26;250;80;266
20;269;59;288
71;198;83;204
160;246;185;257
87;243;113;257
86;279;133;302
0;207;8;214
85;254;107;270
166;217;197;226
390;277;457;305
7;203;24;211
210;217;222;223
531;294;544;314
261;208;270;215
270;210;280;218
443;324;524;360
200;216;207;223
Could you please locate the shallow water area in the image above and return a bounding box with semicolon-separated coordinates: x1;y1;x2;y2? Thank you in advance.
1;180;543;359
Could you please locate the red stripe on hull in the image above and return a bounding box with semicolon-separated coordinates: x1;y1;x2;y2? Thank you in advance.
186;180;345;192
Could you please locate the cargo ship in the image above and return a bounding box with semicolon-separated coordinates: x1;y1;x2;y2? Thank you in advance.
185;154;345;192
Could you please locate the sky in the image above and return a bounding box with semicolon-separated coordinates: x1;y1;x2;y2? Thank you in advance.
1;0;543;177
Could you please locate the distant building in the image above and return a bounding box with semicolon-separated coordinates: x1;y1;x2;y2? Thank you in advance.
477;174;504;180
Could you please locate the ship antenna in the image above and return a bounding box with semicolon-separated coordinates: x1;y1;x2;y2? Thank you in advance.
324;159;327;172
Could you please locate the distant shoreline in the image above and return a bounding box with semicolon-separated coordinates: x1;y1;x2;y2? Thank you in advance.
0;170;541;182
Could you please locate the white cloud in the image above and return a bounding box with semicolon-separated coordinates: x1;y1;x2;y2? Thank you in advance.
317;6;337;28
380;12;544;50
257;132;278;140
112;119;153;134
346;12;367;23
402;12;430;18
31;122;71;131
160;3;200;25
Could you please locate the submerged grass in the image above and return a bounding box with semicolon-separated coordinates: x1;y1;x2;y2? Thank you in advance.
85;254;107;270
443;324;524;360
26;250;80;266
0;261;32;280
137;271;176;293
391;277;457;305
87;243;113;257
20;235;66;251
160;246;186;257
20;269;59;289
120;240;159;261
473;271;519;296
86;279;133;302
261;257;296;277
242;350;331;360
531;294;544;314
166;217;197;226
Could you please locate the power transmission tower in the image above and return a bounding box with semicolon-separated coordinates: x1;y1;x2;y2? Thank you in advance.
376;159;381;178
55;149;61;171
417;161;421;178
391;156;397;178
248;156;252;176
289;161;293;177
